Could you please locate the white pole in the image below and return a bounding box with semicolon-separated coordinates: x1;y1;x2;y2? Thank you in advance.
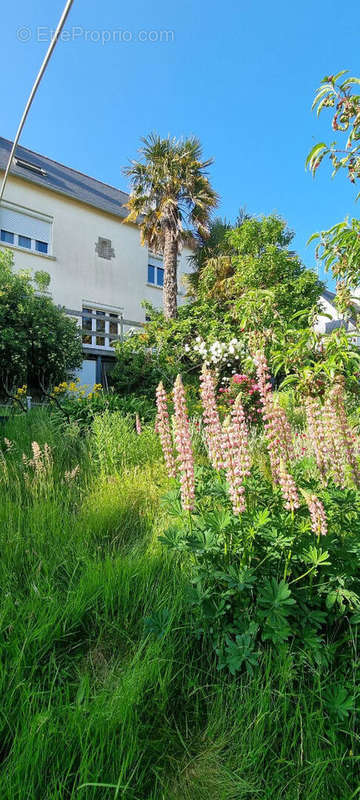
0;0;74;202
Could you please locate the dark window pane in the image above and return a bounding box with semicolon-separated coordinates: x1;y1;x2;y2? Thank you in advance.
148;264;155;284
82;308;92;331
157;267;164;287
96;310;105;333
18;235;31;248
1;229;14;244
35;240;48;254
96;336;105;346
82;308;92;343
109;313;118;335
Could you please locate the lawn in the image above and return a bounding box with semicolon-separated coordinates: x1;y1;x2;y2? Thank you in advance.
0;408;359;799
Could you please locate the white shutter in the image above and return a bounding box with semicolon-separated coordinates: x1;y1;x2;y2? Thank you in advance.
0;207;51;243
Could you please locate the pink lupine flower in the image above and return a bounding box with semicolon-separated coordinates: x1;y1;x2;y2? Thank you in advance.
135;413;142;436
323;397;346;487
278;459;300;512
254;353;281;481
254;351;273;405
305;397;330;481
222;421;246;515
155;382;176;478
173;375;195;512
254;352;296;487
305;494;328;537
277;406;295;463
231;395;251;480
329;382;360;488
199;367;224;470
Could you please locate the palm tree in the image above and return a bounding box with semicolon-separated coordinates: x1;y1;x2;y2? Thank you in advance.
123;134;218;319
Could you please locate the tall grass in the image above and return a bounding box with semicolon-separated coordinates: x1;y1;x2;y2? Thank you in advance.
0;409;358;799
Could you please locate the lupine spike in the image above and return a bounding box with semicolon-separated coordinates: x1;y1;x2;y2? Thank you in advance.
199;366;224;470
305;397;329;480
305;493;327;537
254;351;294;483
173;375;195;512
329;381;360;487
155;382;176;478
278;459;300;512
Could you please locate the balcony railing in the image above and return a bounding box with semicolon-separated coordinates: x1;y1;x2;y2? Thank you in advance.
64;307;144;353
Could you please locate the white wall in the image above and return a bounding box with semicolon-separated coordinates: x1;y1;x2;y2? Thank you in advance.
74;360;97;391
0;173;193;323
314;295;340;334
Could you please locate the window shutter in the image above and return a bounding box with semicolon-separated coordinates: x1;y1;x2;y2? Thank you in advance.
0;207;51;243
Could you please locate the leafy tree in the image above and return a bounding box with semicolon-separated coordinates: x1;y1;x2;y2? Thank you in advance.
306;71;360;306
123;133;218;319
272;325;360;397
112;215;322;393
0;249;82;399
186;208;251;297
197;215;322;335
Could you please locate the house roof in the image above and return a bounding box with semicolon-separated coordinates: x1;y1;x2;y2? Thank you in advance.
0;136;130;220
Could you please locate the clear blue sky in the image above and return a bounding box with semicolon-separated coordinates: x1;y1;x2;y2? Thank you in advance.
1;0;359;286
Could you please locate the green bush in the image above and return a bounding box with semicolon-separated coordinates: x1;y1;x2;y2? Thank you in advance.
0;249;82;396
51;388;157;430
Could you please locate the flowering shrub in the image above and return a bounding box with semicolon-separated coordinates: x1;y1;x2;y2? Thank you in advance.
154;356;360;673
50;379;102;399
218;373;262;423
186;336;247;375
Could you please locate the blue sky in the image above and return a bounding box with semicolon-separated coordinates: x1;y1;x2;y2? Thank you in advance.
1;0;359;286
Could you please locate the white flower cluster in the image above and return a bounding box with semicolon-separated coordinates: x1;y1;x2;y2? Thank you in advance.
185;337;246;369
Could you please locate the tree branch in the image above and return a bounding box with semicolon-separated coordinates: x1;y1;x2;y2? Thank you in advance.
39;376;71;423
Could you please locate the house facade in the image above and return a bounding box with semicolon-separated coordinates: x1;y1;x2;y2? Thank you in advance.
314;288;360;346
0;136;193;386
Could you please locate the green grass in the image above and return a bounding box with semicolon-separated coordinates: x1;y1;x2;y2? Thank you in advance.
0;409;359;799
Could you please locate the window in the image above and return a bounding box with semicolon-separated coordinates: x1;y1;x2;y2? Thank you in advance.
95;237;115;260
96;310;106;346
109;313;118;336
82;308;92;344
35;240;48;254
1;229;14;244
0;204;52;254
18;235;31;248
81;306;122;349
148;259;165;287
15;158;47;177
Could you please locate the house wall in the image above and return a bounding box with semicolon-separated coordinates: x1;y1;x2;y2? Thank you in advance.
0;173;193;321
314;295;341;334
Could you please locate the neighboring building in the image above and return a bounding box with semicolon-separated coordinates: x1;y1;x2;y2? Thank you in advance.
0;136;193;386
315;288;360;346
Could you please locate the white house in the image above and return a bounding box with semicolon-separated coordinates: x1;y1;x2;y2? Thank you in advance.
314;287;360;346
0;136;193;387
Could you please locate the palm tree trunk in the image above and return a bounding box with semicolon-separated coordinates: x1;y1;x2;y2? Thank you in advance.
163;229;178;319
